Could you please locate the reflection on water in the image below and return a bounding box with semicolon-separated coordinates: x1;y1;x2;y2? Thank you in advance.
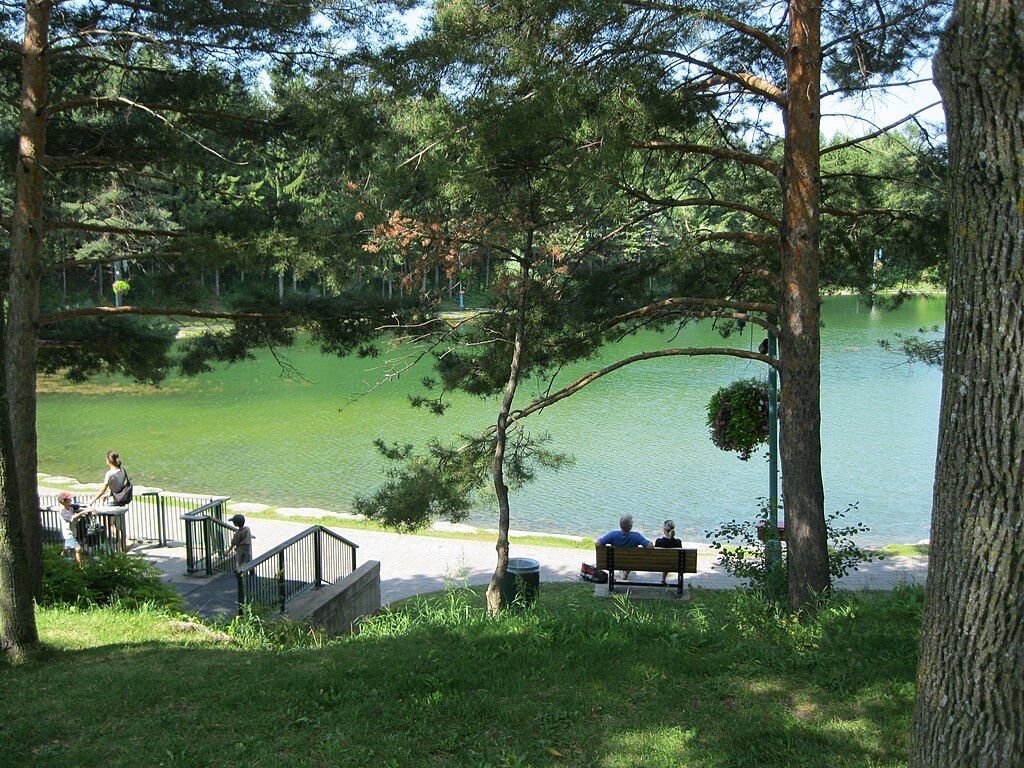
39;295;945;544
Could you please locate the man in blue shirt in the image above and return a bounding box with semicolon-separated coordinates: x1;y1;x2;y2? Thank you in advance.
597;515;652;581
597;514;653;549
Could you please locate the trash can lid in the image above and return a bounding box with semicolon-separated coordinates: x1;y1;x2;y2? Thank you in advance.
507;557;540;573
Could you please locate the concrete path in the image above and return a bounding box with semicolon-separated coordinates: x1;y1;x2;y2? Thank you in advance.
140;515;929;618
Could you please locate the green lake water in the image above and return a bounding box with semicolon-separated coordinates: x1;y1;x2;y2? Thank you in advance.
38;295;945;544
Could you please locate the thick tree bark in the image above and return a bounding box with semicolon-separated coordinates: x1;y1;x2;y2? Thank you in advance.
779;0;830;609
910;4;1024;765
485;260;531;615
0;308;39;663
7;0;52;599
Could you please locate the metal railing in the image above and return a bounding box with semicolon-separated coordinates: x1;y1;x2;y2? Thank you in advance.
237;525;358;614
40;493;135;556
127;492;217;546
182;498;235;576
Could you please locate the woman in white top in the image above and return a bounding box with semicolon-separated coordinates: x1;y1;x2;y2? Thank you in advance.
87;451;129;550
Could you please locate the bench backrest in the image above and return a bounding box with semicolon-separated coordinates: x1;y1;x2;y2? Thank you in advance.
596;545;698;573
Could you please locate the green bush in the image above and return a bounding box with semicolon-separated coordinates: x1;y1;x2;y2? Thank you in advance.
706;501;883;601
42;546;182;610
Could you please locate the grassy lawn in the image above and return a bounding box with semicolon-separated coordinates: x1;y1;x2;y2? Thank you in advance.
0;585;923;768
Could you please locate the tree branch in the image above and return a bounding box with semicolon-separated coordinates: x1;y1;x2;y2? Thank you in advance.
821;206;926;220
619;182;782;228
690;231;776;246
622;0;786;59
47;95;272;125
624;308;782;336
626;46;786;105
39;306;281;327
47;220;184;238
609;296;778;328
44;96;244;164
45;252;185;271
632;141;781;177
820;102;942;155
734;266;784;289
508;346;778;426
821;77;934;99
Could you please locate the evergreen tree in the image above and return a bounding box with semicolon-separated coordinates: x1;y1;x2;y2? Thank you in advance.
0;0;404;599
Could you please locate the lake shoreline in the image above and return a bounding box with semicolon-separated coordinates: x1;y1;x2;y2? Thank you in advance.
36;471;930;556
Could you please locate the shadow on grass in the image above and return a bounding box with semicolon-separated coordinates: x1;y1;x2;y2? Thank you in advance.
1;586;923;768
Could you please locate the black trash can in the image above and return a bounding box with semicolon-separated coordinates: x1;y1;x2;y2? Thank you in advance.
500;557;540;608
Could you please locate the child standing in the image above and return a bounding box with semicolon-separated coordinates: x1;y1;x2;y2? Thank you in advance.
57;491;87;564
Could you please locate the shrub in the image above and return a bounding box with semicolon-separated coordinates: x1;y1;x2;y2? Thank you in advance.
42;546;182;610
706;500;882;600
706;378;769;460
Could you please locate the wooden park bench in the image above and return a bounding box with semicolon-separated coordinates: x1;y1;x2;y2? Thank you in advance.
596;545;698;596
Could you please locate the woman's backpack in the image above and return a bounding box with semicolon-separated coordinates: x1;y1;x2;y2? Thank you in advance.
109;468;133;506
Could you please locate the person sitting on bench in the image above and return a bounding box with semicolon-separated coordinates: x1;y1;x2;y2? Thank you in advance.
655;519;683;586
596;514;652;580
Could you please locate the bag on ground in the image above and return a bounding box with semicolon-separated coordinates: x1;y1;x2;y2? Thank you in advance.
580;563;608;584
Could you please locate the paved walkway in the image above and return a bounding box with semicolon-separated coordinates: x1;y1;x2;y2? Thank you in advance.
140;516;929;618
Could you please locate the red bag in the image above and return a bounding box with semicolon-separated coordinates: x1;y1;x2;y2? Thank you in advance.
580;563;608;584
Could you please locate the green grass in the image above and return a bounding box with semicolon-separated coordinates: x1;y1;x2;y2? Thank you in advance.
872;543;930;557
1;584;924;768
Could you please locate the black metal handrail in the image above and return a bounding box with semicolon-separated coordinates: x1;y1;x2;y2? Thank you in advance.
182;498;234;576
237;525;358;614
40;492;156;556
40;490;220;553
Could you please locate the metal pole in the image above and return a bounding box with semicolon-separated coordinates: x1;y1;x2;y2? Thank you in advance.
156;494;166;547
203;519;213;576
278;551;287;613
313;529;322;589
767;332;781;569
185;519;194;574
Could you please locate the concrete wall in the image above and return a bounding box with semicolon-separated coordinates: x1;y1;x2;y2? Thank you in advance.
287;560;381;636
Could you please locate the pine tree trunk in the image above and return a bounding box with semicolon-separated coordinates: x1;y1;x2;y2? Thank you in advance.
779;0;830;610
0;305;40;663
6;0;51;599
910;4;1024;765
485;259;531;615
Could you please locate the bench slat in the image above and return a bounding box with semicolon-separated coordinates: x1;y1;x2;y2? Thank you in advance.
595;546;698;573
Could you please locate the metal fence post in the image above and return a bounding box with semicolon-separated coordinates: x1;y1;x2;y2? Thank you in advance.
350;543;357;574
184;519;195;574
314;528;323;589
203;518;213;576
277;550;287;612
236;571;245;615
156;494;167;547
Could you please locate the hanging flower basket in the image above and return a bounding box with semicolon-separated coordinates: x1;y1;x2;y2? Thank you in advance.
706;378;770;460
